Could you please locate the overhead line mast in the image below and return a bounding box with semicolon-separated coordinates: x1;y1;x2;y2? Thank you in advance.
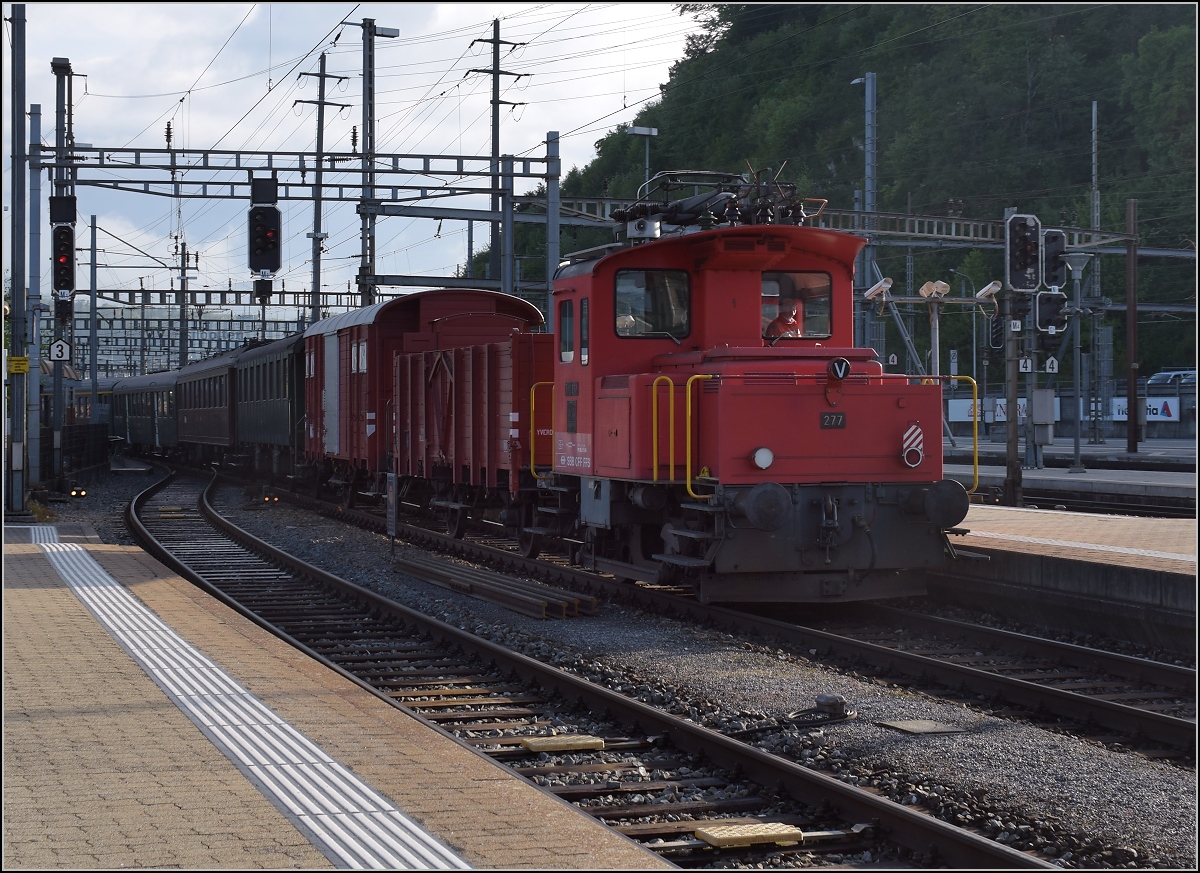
470;19;526;284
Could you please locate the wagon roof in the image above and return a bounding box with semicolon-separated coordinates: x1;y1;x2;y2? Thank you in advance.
302;288;544;338
112;371;180;393
236;333;305;363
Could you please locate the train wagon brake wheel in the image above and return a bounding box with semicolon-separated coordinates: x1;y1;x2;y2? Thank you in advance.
509;499;541;559
446;505;469;540
517;526;541;559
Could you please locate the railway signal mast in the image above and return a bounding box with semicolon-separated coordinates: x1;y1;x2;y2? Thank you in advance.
1002;213;1042;505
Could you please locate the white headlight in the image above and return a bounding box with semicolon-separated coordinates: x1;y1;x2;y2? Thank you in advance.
752;447;774;470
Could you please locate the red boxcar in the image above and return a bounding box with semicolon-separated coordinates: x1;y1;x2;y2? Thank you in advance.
302;289;546;503
393;331;554;540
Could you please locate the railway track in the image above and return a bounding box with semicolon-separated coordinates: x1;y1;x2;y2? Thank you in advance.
127;470;1055;869
262;479;1196;762
1018;490;1194;519
761;603;1195;757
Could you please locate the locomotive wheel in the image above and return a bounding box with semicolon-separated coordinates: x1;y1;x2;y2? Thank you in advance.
446;506;468;539
517;527;541;559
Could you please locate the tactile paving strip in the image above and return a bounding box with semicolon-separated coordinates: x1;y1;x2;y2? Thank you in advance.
33;527;470;871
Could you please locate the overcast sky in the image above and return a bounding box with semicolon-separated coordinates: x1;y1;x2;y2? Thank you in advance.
3;2;693;314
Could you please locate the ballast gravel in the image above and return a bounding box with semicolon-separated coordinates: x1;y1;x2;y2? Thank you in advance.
44;472;1198;869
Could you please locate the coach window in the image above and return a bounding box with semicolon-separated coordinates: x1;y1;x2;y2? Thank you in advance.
614;269;689;339
559;299;575;363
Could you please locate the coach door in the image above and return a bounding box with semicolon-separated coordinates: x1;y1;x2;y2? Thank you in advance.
323;333;340;454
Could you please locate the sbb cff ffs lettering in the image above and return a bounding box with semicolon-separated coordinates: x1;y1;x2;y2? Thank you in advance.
248;206;282;273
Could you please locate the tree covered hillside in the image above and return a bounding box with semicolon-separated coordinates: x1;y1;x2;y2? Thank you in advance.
551;3;1195;377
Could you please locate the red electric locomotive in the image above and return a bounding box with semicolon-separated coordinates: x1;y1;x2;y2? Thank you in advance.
525;171;969;603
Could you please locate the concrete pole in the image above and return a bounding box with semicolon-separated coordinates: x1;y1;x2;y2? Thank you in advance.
545;132;560;323
178;242;189;368
359;21;377;307
52;58;70;482
1071;267;1084;471
310;52;329;325
1125;199;1139;453
489;20;501;285
27;104;42;487
8;4;28;511
1004;293;1022;505
501;155;514;298
90;216;98;410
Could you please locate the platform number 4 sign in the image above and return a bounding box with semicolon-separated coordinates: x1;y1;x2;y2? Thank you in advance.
1019;356;1033;373
1045;357;1059;374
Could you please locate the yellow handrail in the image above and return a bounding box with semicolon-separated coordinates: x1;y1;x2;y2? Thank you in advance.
529;381;554;480
948;374;979;494
685;374;715;500
651;375;676;482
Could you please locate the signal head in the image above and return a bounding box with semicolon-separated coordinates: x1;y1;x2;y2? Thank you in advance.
247;206;282;273
51;225;76;292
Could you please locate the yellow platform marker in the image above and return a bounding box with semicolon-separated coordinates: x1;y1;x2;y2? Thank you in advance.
694;822;806;847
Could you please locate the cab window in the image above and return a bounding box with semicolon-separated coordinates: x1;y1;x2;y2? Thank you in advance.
615;269;690;338
761;271;832;341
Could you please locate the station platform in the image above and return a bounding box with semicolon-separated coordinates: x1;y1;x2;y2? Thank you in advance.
956;504;1196;574
2;523;669;870
945;461;1196;507
942;436;1196;513
934;502;1195;652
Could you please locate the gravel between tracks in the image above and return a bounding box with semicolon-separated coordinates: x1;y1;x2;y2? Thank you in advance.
43;471;1198;869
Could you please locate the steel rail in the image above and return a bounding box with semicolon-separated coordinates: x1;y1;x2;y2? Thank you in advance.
171;476;1052;868
861;604;1195;692
271;483;1194;752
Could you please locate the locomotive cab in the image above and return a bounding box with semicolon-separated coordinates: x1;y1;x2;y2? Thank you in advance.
543;172;969;604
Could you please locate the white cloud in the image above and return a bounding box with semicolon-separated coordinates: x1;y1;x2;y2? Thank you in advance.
4;2;693;306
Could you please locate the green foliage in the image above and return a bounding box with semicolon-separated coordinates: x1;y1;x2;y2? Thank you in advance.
508;4;1195;375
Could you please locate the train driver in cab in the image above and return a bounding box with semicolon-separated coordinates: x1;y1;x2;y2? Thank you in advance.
765;296;801;340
